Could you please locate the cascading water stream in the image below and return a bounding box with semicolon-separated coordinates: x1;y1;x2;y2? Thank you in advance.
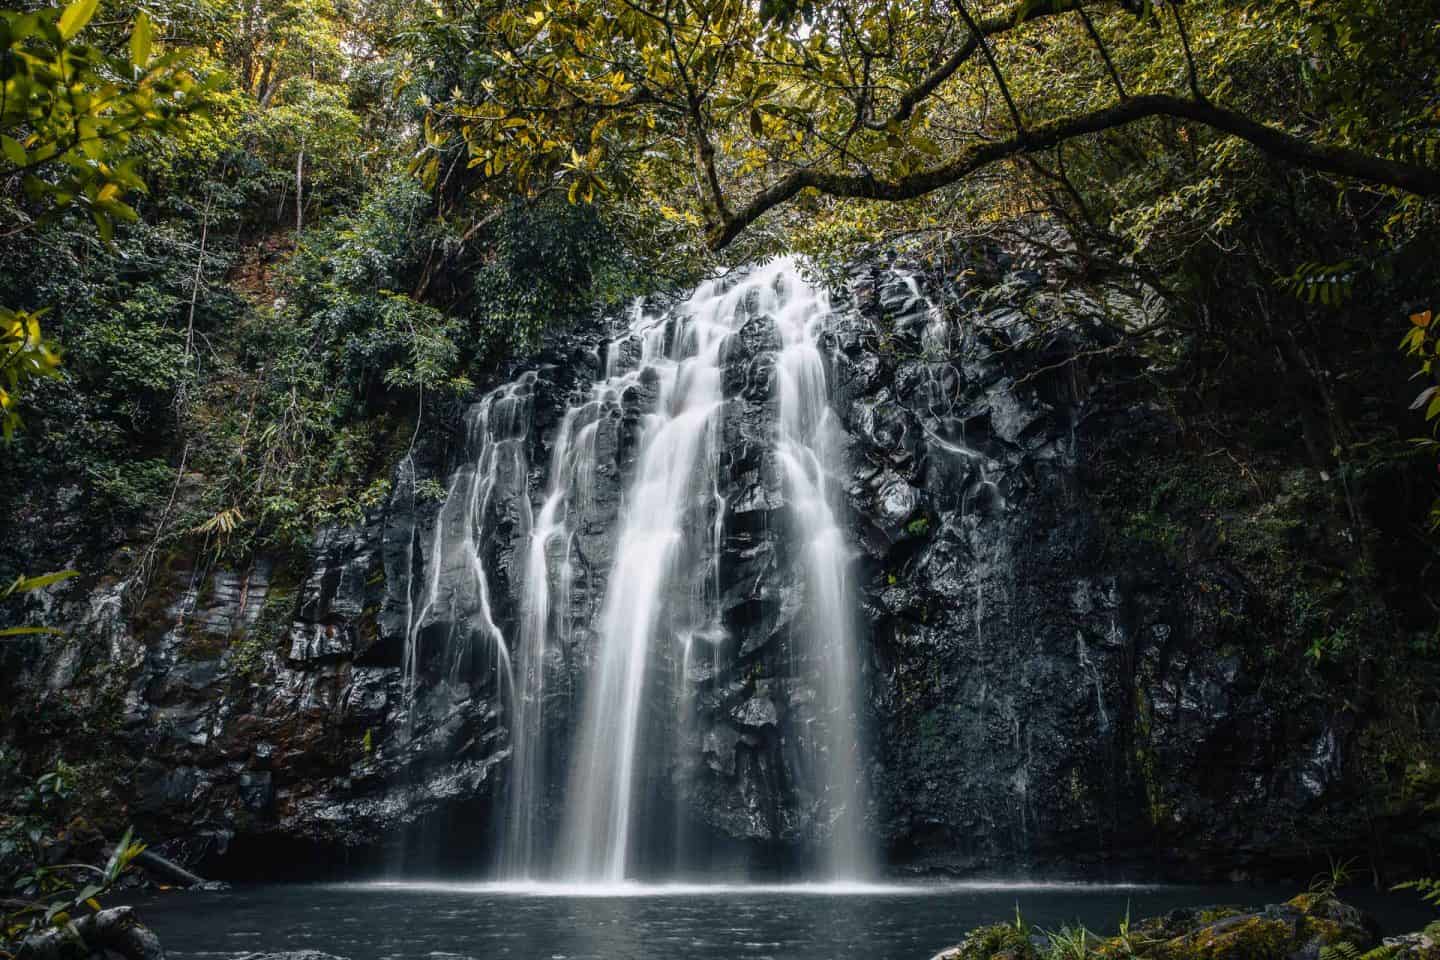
559;281;736;882
401;379;532;734
400;257;868;884
500;406;577;878
771;274;869;880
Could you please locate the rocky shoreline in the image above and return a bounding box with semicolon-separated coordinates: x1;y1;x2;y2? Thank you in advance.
929;892;1440;959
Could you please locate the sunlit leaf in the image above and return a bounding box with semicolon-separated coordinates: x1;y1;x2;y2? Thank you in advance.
57;0;100;40
129;11;153;68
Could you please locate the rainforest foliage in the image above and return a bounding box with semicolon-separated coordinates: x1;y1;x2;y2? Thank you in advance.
0;0;665;562
0;0;1437;669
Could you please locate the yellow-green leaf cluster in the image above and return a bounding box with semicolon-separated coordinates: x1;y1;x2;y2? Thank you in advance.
0;307;61;441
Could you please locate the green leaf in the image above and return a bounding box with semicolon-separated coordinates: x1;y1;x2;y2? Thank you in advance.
11;570;80;593
104;828;134;881
0;626;64;638
129;12;152;68
1;136;26;170
92;209;114;243
57;0;101;41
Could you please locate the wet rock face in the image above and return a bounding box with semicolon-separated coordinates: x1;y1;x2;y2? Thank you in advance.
825;258;1379;876
0;248;1388;878
834;261;1129;868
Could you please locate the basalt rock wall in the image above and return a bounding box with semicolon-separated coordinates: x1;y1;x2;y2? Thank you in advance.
0;248;1421;880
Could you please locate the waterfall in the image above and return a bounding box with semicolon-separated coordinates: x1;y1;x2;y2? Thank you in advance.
500;405;576;878
771;272;869;879
401;378;533;734
559;276;736;882
400;257;867;883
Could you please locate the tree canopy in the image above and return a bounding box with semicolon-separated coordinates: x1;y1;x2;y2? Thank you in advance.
0;0;1437;558
413;0;1438;252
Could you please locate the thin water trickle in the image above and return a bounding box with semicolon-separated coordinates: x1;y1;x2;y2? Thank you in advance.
502;405;577;878
401;381;533;735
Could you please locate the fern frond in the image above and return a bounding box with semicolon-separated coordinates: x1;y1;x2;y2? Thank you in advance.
193;506;245;536
1279;260;1360;306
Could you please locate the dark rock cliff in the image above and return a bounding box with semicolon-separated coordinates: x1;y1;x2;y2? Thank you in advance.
1;247;1432;881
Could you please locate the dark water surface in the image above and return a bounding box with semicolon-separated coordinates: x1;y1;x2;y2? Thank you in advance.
130;881;1433;960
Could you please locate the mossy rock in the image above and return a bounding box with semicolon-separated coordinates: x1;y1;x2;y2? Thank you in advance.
939;897;1388;960
1158;915;1298;960
1286;894;1326;913
1139;900;1378;960
1381;932;1440;960
1285;893;1381;948
930;923;1039;960
1110;905;1246;947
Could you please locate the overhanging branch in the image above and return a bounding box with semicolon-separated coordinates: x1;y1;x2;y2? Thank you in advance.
708;94;1440;250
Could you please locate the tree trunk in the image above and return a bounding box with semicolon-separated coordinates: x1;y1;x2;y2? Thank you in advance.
136;849;207;888
295;148;305;238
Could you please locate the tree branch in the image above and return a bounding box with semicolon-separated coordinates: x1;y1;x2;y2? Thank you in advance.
654;0;730;223
1168;0;1205;101
709;94;1440;249
954;0;1026;136
1077;3;1126;99
866;0;1083;130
